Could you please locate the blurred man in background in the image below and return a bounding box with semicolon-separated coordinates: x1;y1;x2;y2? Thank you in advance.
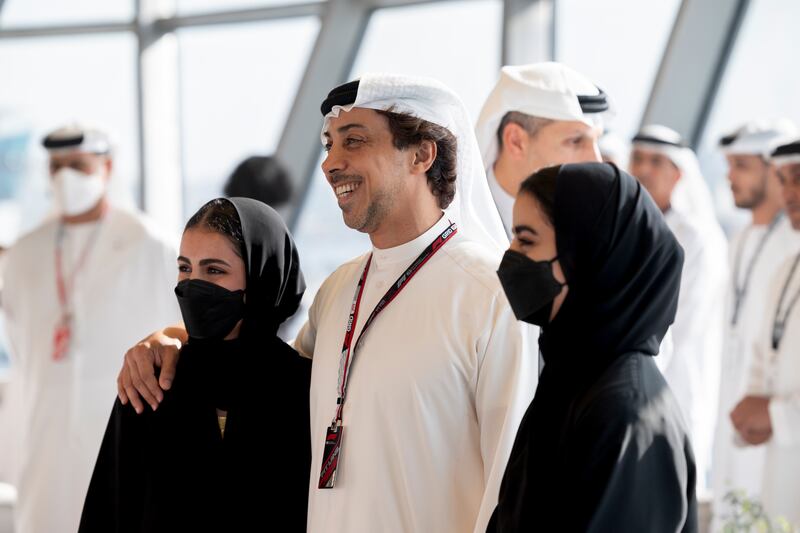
629;124;728;494
475;62;611;238
0;124;180;533
730;138;800;526
712;119;800;524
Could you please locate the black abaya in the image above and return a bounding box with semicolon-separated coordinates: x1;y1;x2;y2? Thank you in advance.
79;198;311;533
488;163;697;532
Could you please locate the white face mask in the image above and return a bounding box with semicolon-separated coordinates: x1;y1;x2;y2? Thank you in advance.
52;166;107;216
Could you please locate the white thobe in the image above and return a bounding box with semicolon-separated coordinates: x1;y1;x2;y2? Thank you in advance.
712;216;800;520
294;216;537;533
486;167;514;240
746;251;800;525
0;207;181;533
661;208;728;493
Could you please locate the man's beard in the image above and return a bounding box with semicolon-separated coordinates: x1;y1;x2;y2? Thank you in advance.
736;171;768;209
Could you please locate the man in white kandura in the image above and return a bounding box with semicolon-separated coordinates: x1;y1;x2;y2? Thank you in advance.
475;62;612;238
474;62;616;374
712;119;800;524
628;124;729;494
730;138;800;526
116;75;537;533
0;125;180;533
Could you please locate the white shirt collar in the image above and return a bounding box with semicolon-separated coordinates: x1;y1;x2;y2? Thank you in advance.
372;213;453;269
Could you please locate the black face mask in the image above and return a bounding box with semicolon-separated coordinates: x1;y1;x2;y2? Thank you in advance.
174;279;246;340
497;249;565;326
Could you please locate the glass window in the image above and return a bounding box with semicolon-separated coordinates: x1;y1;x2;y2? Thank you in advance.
177;18;320;218
0;0;133;27
293;0;502;299
696;0;800;231
556;0;682;140
176;0;318;16
351;0;502;118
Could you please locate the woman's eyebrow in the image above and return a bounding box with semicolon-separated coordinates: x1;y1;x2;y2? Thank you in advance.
198;258;231;267
513;224;538;236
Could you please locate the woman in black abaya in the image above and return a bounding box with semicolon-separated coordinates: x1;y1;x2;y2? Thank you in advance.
79;197;311;532
491;162;697;532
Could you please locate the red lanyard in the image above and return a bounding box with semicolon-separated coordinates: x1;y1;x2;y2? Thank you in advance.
55;222;103;311
51;220;103;361
318;221;457;489
334;221;457;424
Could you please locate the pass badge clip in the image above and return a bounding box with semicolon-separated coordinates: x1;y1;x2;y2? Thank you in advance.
52;313;72;361
319;422;344;489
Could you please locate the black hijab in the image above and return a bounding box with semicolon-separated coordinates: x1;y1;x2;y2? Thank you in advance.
539;162;683;383
79;198;312;533
182;197;306;410
229;196;305;337
488;163;691;533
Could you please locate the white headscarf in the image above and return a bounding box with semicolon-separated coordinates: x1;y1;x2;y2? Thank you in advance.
42;123;112;155
632;124;719;226
719;119;798;159
474;62;613;170
321;73;508;253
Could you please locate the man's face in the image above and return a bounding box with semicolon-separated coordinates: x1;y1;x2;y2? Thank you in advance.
724;154;773;209
629;148;681;212
777;163;800;230
321;108;412;234
49;151;110;179
523;120;602;175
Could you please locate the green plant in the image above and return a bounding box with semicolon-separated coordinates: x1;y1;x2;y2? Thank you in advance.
721;491;796;533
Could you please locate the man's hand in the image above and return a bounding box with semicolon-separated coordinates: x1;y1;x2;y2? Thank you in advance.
730;395;773;446
117;327;186;414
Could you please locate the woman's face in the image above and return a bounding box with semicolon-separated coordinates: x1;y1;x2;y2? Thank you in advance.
177;228;246;292
509;192;568;321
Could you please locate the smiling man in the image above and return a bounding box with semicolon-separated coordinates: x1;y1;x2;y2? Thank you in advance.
116;74;537;533
294;75;536;533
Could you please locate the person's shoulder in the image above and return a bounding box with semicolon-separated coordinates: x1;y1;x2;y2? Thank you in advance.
106;206;177;251
439;235;505;295
7;217;58;251
577;356;653;421
4;218;59;269
580;355;688;436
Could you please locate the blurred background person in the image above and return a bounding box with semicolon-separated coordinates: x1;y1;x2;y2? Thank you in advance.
475;62;610;238
0;125;180;533
629;124;728;495
711;119;800;526
730;138;800;526
223;155;293;210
